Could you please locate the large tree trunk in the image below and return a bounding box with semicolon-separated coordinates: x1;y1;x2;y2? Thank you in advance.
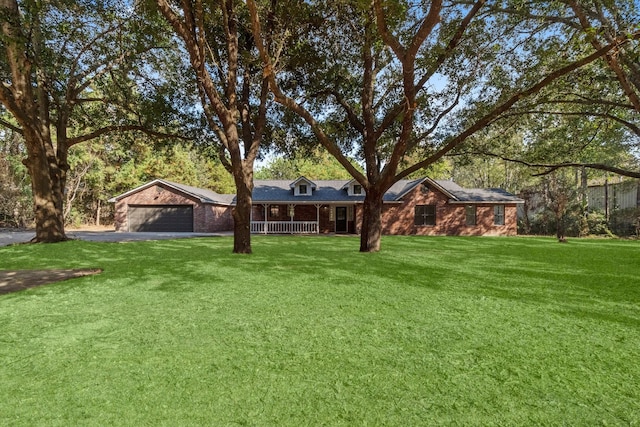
359;189;383;252
232;177;253;254
1;0;67;243
22;131;67;243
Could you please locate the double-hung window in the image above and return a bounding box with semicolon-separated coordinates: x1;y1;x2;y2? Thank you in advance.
465;205;476;226
494;205;505;225
415;205;436;226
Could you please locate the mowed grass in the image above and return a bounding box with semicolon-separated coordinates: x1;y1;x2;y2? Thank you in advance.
1;236;639;425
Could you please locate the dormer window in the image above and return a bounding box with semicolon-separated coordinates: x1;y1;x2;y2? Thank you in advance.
291;176;316;196
342;180;365;196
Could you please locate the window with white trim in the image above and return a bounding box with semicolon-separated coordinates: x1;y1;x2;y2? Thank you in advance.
353;184;362;195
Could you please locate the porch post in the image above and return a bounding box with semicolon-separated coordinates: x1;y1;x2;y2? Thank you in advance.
288;204;295;234
315;204;321;234
264;204;269;234
288;204;295;223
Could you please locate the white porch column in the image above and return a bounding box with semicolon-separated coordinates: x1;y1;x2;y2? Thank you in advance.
263;204;269;234
315;204;321;234
288;204;295;233
288;204;295;223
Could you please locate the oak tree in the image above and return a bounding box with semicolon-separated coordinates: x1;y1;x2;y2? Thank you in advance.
155;0;278;253
0;0;179;242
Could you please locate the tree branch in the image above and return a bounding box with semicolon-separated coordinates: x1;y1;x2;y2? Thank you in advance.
396;30;640;180
567;0;640;113
497;108;640;137
247;0;367;185
453;151;640;179
333;90;365;135
407;88;463;152
538;94;635;110
416;0;485;92
0;117;23;134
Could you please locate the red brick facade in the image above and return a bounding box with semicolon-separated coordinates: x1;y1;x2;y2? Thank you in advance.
113;183;233;232
114;180;518;236
375;184;518;236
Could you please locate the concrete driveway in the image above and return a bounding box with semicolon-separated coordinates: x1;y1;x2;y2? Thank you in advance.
0;229;232;247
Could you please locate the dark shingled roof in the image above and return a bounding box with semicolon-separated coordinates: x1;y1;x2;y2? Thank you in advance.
161;180;236;205
110;177;523;206
108;179;235;205
251;180;360;203
433;180;523;203
250;178;523;204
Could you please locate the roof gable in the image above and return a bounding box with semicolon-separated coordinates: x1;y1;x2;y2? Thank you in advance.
391;178;523;204
289;176;317;190
341;179;365;196
108;179;234;205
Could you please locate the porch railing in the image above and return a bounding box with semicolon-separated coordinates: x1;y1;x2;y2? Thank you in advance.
251;221;319;234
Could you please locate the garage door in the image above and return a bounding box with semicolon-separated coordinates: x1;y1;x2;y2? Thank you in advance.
128;205;194;232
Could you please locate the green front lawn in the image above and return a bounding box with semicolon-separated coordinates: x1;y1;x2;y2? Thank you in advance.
1;236;639;425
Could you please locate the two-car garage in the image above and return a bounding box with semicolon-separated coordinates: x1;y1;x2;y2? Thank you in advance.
127;205;194;232
110;179;235;233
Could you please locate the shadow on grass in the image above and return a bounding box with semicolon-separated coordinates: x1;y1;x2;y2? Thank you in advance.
2;235;638;321
0;269;103;295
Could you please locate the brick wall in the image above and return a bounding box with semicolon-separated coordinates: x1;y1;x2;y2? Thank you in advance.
113;183;233;232
377;184;518;236
202;205;234;232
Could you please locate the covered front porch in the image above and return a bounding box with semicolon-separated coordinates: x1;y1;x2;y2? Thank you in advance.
250;203;356;234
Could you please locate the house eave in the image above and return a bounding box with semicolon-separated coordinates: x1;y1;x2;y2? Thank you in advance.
108;179;234;206
252;200;359;205
448;199;524;204
251;200;403;205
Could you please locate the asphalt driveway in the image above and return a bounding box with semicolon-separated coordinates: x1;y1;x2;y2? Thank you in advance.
0;229;231;247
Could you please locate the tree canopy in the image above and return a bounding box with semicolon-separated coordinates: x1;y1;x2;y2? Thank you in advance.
1;0;638;250
0;0;189;241
248;0;639;251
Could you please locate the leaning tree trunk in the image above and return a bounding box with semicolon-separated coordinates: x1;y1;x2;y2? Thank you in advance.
359;189;384;252
22;130;67;243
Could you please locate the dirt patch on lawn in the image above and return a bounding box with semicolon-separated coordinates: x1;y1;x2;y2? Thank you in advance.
0;269;102;295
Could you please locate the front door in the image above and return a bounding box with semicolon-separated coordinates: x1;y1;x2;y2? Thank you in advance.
335;206;347;233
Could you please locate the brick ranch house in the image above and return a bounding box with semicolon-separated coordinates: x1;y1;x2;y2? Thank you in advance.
109;177;523;236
